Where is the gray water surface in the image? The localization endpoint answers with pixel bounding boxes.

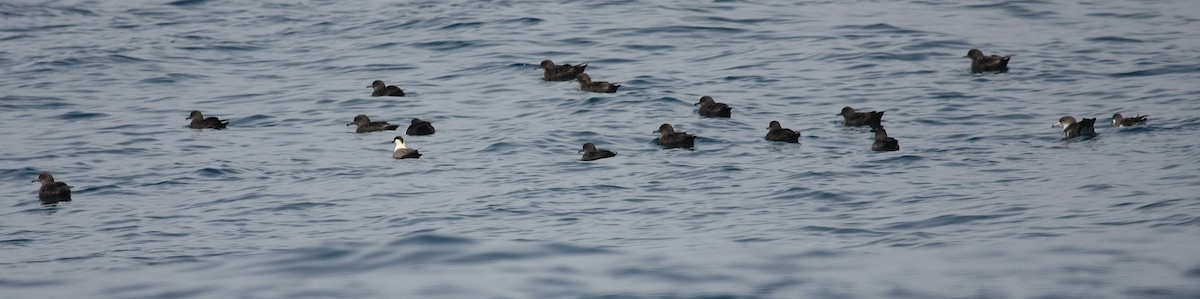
[3,0,1200,298]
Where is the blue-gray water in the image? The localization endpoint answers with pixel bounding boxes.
[3,0,1200,298]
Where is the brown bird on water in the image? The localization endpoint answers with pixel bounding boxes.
[1111,113,1147,127]
[391,136,422,159]
[369,80,405,97]
[348,115,400,133]
[538,59,588,81]
[871,127,900,151]
[964,48,1012,73]
[765,121,801,143]
[1053,116,1097,139]
[654,123,696,149]
[406,118,435,136]
[695,96,732,118]
[576,73,621,93]
[578,143,617,161]
[32,172,72,205]
[186,110,229,129]
[838,106,884,128]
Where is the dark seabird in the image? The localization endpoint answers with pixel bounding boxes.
[1112,113,1148,127]
[406,118,436,136]
[838,106,884,128]
[579,143,617,161]
[539,59,588,81]
[654,123,696,149]
[186,110,229,129]
[348,114,399,133]
[576,73,621,93]
[32,172,71,204]
[392,136,422,159]
[369,80,406,97]
[964,48,1012,73]
[1053,116,1097,139]
[765,121,801,143]
[872,127,900,151]
[694,96,732,118]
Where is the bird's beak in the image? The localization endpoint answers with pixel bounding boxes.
[346,123,354,126]
[577,149,585,153]
[693,102,700,106]
[31,179,38,183]
[961,55,969,59]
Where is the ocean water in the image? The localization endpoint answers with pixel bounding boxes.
[3,0,1200,297]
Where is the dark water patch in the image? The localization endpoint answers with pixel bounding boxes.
[1093,219,1151,226]
[1109,65,1200,78]
[0,34,33,42]
[722,75,779,84]
[388,235,472,246]
[108,54,152,64]
[194,167,238,178]
[440,22,483,30]
[253,202,341,213]
[699,16,775,25]
[386,215,469,227]
[0,279,61,288]
[819,51,937,62]
[770,187,854,202]
[0,23,77,32]
[1186,266,1200,278]
[138,73,209,84]
[960,2,1056,19]
[901,39,970,51]
[57,111,107,120]
[610,266,738,283]
[859,232,943,248]
[411,40,489,52]
[801,226,889,236]
[178,43,266,52]
[864,155,924,165]
[1086,12,1160,20]
[497,17,542,25]
[833,23,927,35]
[1134,199,1182,211]
[365,42,403,50]
[885,214,1007,230]
[97,225,139,232]
[0,238,36,246]
[77,184,130,196]
[145,231,191,238]
[168,0,213,6]
[622,44,674,52]
[601,25,747,37]
[234,114,276,126]
[1086,36,1145,43]
[1078,184,1114,191]
[1122,287,1200,298]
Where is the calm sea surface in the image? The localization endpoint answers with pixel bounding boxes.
[3,0,1200,298]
